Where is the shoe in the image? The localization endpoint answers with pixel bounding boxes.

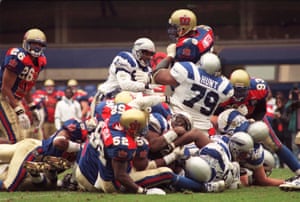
[43,156,72,170]
[284,175,300,182]
[279,178,300,191]
[205,180,226,193]
[23,161,51,176]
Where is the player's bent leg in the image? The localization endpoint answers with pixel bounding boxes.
[3,139,41,191]
[130,166,174,188]
[75,165,98,192]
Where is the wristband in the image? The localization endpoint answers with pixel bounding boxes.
[163,130,178,144]
[14,106,25,115]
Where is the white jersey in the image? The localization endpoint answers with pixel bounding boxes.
[99,51,152,96]
[169,61,234,130]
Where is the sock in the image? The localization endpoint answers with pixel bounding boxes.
[171,175,206,192]
[276,145,300,173]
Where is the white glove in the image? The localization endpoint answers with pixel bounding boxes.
[166,43,176,58]
[85,117,98,132]
[134,70,151,85]
[146,187,166,195]
[172,146,185,158]
[31,108,45,128]
[14,106,31,129]
[29,102,45,128]
[89,132,101,149]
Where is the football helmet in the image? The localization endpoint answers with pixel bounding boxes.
[67,79,78,87]
[120,108,149,137]
[22,28,47,57]
[185,156,212,182]
[44,79,55,86]
[247,121,269,143]
[168,9,197,40]
[230,69,251,102]
[114,91,134,104]
[199,52,221,75]
[263,149,276,176]
[132,37,155,67]
[44,79,55,94]
[170,111,193,131]
[217,108,249,135]
[229,132,254,161]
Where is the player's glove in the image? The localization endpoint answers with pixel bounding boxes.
[134,70,152,86]
[29,102,45,128]
[166,43,176,58]
[85,117,98,132]
[145,187,166,195]
[14,106,31,129]
[137,186,166,195]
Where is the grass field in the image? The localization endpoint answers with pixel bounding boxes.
[0,168,299,202]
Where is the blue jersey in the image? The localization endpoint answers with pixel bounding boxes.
[40,119,87,160]
[175,25,214,63]
[0,47,46,99]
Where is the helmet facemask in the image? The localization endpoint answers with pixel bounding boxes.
[233,86,249,102]
[167,24,179,42]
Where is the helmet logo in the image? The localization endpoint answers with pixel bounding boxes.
[179,16,191,26]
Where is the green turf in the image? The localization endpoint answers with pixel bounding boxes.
[0,168,299,202]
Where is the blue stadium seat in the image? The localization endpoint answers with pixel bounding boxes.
[84,84,97,97]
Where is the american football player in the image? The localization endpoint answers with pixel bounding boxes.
[154,9,214,71]
[0,28,47,143]
[0,118,90,191]
[182,131,284,188]
[215,69,300,177]
[153,52,234,136]
[37,79,64,139]
[75,107,225,194]
[67,79,90,120]
[96,37,155,100]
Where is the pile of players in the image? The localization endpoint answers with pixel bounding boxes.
[0,8,299,193]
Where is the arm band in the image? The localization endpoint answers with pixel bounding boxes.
[163,130,178,144]
[66,141,81,152]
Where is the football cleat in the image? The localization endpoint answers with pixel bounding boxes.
[284,175,300,182]
[279,175,300,191]
[23,161,51,176]
[43,156,72,170]
[205,180,226,193]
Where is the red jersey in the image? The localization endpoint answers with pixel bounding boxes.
[0,48,46,100]
[219,78,269,119]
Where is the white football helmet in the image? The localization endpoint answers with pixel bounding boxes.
[132,37,155,67]
[198,52,221,76]
[22,28,47,57]
[229,132,254,161]
[170,111,193,131]
[247,121,269,143]
[185,156,212,182]
[217,108,248,135]
[263,149,276,176]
